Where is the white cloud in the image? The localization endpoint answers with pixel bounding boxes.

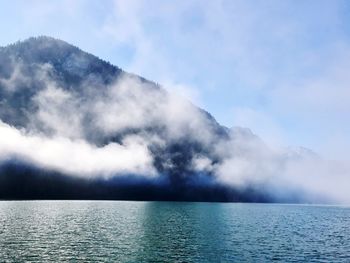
[33,84,84,139]
[0,59,30,92]
[0,67,217,179]
[0,121,155,177]
[283,158,350,203]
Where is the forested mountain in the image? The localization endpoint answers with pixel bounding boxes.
[0,37,312,202]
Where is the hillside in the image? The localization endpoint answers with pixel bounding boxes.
[0,36,308,202]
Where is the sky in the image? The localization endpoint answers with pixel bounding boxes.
[0,0,350,159]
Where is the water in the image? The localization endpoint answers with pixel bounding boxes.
[0,201,349,262]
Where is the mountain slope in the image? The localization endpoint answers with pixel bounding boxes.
[0,36,308,202]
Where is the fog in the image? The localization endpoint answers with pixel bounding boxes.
[0,38,349,203]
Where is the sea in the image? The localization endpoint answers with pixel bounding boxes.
[0,201,349,262]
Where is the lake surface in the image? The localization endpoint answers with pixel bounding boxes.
[0,201,349,262]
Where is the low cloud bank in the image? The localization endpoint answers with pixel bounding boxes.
[0,121,155,177]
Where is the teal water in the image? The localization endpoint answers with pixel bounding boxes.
[0,201,349,262]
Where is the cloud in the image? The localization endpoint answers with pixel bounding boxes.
[0,62,217,180]
[52,1,350,203]
[282,157,350,203]
[32,72,214,145]
[216,132,282,187]
[0,120,155,177]
[0,60,29,92]
[3,1,349,161]
[32,83,84,138]
[1,58,350,203]
[98,0,350,160]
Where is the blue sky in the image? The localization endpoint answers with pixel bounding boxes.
[0,0,350,158]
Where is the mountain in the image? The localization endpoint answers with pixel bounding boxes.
[0,36,307,202]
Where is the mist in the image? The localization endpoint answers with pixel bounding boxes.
[0,37,349,203]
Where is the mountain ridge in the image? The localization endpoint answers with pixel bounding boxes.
[0,36,226,136]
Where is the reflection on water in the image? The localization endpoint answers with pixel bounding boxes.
[0,201,349,262]
[135,202,229,262]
